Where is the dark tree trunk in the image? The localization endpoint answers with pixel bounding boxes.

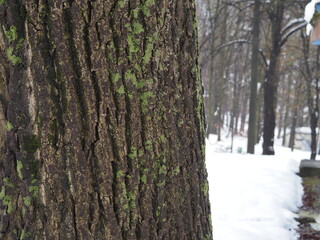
[235,114,239,135]
[217,107,222,141]
[240,97,248,134]
[247,0,261,154]
[230,70,239,137]
[215,5,228,142]
[307,64,320,160]
[282,77,292,146]
[307,70,320,159]
[206,1,216,138]
[277,101,283,139]
[282,105,289,147]
[262,1,284,155]
[204,0,220,138]
[301,33,320,160]
[207,71,215,137]
[289,80,302,151]
[255,84,264,144]
[310,105,319,159]
[0,1,212,239]
[289,111,297,151]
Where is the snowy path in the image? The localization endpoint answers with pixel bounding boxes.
[206,136,310,240]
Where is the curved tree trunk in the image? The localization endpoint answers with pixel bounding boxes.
[0,1,211,239]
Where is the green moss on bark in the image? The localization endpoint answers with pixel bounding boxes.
[23,196,31,206]
[17,160,23,179]
[3,25,18,43]
[28,185,39,198]
[7,47,21,65]
[23,135,40,153]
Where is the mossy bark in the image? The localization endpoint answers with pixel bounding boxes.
[0,1,211,239]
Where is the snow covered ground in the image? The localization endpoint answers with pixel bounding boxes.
[206,133,314,240]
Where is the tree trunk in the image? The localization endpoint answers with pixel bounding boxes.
[310,103,319,159]
[255,82,264,144]
[282,104,289,147]
[262,1,284,155]
[217,107,222,141]
[240,97,248,134]
[282,77,292,146]
[230,70,238,137]
[247,0,261,154]
[215,5,229,142]
[0,1,212,239]
[206,0,216,137]
[282,125,287,146]
[289,110,297,151]
[309,47,320,160]
[277,100,284,139]
[289,80,302,151]
[235,113,239,135]
[301,32,320,160]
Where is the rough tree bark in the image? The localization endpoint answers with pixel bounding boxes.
[0,1,212,239]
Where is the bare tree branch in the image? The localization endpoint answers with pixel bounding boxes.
[201,39,268,69]
[281,18,306,36]
[280,21,308,47]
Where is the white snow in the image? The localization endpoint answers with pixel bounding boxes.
[304,0,320,35]
[206,133,309,240]
[296,126,318,134]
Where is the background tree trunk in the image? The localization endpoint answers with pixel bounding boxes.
[0,1,212,239]
[289,79,302,151]
[206,0,220,138]
[301,32,320,160]
[247,0,261,154]
[281,76,292,146]
[289,112,297,151]
[240,96,249,134]
[277,100,284,139]
[256,85,264,144]
[262,1,284,155]
[214,5,229,142]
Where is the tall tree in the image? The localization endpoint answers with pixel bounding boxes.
[247,0,261,154]
[262,0,285,155]
[289,79,303,151]
[206,0,221,137]
[301,32,320,160]
[0,1,212,239]
[262,0,306,155]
